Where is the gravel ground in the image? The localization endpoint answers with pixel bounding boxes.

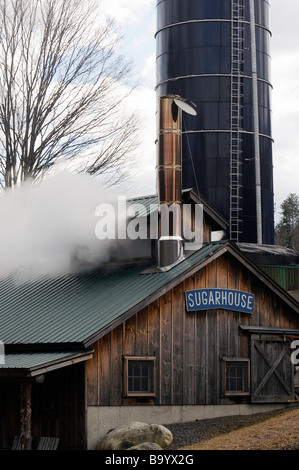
[164,404,299,450]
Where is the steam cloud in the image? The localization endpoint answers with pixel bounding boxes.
[0,172,120,279]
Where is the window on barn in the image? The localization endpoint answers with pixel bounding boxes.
[124,356,156,397]
[222,358,250,396]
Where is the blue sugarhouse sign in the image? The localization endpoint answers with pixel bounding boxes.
[185,288,255,314]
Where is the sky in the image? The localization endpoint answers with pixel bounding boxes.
[101,0,299,224]
[0,0,297,278]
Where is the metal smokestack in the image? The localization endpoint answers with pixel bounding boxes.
[157,95,196,269]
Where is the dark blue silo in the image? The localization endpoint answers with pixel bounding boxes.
[156,0,274,244]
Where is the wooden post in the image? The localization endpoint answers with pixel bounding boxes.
[20,381,32,450]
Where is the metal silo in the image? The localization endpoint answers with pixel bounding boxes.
[155,0,274,244]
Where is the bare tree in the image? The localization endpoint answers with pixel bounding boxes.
[0,0,140,188]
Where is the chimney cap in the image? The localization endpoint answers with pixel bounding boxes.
[173,95,197,116]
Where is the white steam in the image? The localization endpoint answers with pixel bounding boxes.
[0,172,121,279]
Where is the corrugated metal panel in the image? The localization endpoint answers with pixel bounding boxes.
[0,242,225,346]
[128,191,229,230]
[127,195,158,218]
[0,351,89,370]
[259,265,299,291]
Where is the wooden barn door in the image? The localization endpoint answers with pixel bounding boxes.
[250,334,294,403]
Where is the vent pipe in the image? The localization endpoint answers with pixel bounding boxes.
[157,95,196,268]
[249,0,263,244]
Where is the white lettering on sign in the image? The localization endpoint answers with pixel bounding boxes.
[185,289,255,314]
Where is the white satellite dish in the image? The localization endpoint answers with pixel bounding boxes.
[174,97,197,116]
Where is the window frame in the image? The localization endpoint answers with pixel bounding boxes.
[221,357,250,397]
[123,356,156,398]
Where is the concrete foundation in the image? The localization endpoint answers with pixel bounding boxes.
[87,403,287,450]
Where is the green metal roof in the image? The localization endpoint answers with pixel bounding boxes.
[0,242,226,347]
[127,190,229,230]
[0,350,93,375]
[127,194,158,218]
[0,240,298,350]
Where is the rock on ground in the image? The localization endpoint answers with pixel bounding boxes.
[129,442,163,450]
[95,421,173,450]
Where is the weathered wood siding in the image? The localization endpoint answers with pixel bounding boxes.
[86,252,299,406]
